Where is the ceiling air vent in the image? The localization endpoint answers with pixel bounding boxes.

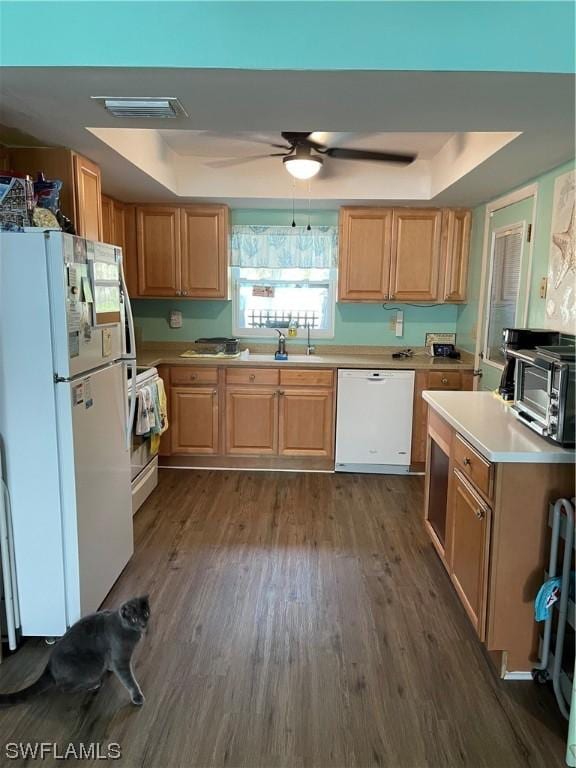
[91,97,188,118]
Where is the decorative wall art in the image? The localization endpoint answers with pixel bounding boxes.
[546,169,576,333]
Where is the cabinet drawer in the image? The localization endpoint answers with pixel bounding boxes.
[453,434,493,500]
[279,369,334,388]
[225,368,279,386]
[171,366,218,385]
[428,371,461,389]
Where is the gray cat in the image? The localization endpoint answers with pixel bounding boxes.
[0,596,150,707]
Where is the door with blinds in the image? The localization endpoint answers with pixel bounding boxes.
[477,196,534,392]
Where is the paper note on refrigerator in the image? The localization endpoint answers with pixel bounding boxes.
[82,276,93,303]
[68,301,82,332]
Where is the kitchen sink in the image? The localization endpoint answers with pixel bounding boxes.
[246,353,326,364]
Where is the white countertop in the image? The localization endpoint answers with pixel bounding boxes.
[422,390,575,464]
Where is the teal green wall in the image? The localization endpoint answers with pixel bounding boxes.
[133,207,458,348]
[1,2,574,73]
[133,297,459,348]
[456,159,576,359]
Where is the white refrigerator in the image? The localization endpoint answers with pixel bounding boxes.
[0,231,136,638]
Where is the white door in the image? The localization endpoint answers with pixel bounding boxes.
[58,362,133,623]
[475,192,536,392]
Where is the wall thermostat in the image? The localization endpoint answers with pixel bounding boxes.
[169,310,182,329]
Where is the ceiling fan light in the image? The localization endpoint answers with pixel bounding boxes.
[283,155,323,179]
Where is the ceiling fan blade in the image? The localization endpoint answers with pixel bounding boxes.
[204,152,288,169]
[199,131,290,150]
[324,147,416,165]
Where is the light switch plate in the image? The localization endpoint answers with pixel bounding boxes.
[539,277,548,299]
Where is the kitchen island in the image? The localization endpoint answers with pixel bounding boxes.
[423,390,574,678]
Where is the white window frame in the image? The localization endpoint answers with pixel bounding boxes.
[474,182,538,381]
[231,266,337,339]
[482,221,526,367]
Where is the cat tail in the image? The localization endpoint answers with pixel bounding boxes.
[0,668,54,707]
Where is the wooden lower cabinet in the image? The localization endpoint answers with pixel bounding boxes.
[225,388,278,455]
[411,369,473,466]
[447,469,492,640]
[278,389,334,457]
[171,387,219,454]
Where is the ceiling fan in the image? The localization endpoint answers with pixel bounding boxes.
[206,132,416,179]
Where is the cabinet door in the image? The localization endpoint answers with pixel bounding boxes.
[101,195,114,244]
[123,204,139,298]
[171,387,219,454]
[73,154,102,241]
[338,208,392,301]
[390,209,442,301]
[225,389,278,455]
[447,469,492,639]
[136,207,181,297]
[180,205,229,298]
[112,200,126,251]
[278,389,334,457]
[442,209,471,302]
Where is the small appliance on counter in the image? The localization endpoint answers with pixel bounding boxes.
[179,337,240,359]
[510,342,575,447]
[499,328,561,401]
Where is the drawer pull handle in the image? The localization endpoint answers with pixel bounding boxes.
[463,457,471,466]
[279,390,285,395]
[191,375,197,380]
[441,377,449,385]
[475,508,485,520]
[249,374,256,381]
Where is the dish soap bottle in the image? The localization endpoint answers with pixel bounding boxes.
[288,318,298,338]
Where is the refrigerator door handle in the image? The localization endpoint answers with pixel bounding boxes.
[125,360,137,452]
[119,253,136,360]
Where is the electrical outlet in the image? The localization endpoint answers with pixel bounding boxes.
[539,277,548,299]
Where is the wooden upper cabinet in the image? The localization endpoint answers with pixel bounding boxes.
[278,389,334,457]
[338,207,392,301]
[390,209,442,301]
[180,205,229,299]
[136,206,181,297]
[112,200,126,252]
[73,154,102,241]
[101,195,114,244]
[8,147,102,240]
[441,209,471,302]
[447,469,492,640]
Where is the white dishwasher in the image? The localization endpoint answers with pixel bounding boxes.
[335,369,415,474]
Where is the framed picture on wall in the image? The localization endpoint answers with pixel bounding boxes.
[545,169,576,333]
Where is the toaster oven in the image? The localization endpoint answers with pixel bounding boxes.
[510,345,575,446]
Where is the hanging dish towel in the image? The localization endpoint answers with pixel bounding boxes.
[534,577,562,622]
[150,378,169,453]
[136,386,151,435]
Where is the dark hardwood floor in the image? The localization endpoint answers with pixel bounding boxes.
[0,470,567,767]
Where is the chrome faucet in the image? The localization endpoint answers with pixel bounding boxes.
[306,325,316,356]
[274,329,288,360]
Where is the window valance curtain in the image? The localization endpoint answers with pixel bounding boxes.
[231,225,338,269]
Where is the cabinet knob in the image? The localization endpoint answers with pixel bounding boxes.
[279,390,285,395]
[475,508,485,520]
[191,374,197,380]
[212,389,217,395]
[441,377,449,385]
[249,374,255,381]
[463,457,471,466]
[176,290,182,296]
